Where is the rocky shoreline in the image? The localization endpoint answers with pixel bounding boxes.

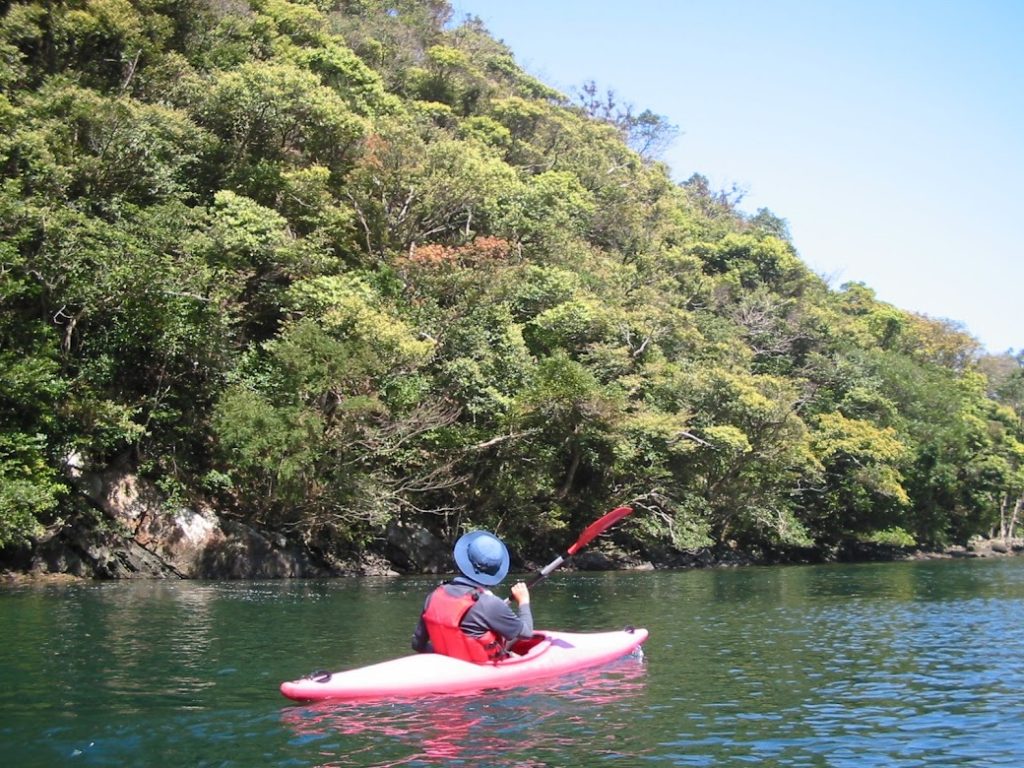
[2,465,1021,583]
[3,518,1022,585]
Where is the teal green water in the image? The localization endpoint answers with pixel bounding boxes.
[3,558,1024,767]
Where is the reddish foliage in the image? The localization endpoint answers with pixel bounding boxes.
[407,243,451,264]
[402,237,513,269]
[461,236,511,264]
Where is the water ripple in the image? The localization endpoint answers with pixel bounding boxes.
[4,559,1024,766]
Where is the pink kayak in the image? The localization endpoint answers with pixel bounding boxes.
[279,627,649,702]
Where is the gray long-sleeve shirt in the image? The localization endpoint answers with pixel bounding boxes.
[411,576,534,653]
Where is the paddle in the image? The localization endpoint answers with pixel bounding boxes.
[524,505,635,590]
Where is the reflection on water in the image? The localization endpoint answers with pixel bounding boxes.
[281,657,648,767]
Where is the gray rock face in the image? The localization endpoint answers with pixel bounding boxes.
[28,460,333,579]
[32,525,173,578]
[385,521,450,574]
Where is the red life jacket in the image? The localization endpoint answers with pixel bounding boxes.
[422,585,505,663]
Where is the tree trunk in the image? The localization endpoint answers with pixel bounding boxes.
[1010,493,1024,540]
[557,444,581,499]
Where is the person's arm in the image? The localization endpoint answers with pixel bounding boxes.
[513,601,534,639]
[466,583,534,641]
[411,594,435,652]
[411,614,431,652]
[508,581,533,638]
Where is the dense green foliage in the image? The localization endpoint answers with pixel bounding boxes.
[1,0,1022,560]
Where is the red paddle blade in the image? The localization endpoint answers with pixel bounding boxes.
[566,506,634,555]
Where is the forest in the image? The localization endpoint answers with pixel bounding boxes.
[1,0,1022,570]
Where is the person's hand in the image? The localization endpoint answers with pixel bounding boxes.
[510,581,530,606]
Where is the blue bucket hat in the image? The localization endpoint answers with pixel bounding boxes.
[453,531,510,586]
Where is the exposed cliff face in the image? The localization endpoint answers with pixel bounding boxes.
[8,461,357,579]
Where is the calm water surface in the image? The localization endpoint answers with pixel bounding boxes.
[3,558,1024,767]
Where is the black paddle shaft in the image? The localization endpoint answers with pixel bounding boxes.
[521,506,634,591]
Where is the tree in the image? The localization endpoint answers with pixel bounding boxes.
[572,80,679,161]
[345,121,518,255]
[197,59,366,198]
[211,271,450,541]
[807,411,911,539]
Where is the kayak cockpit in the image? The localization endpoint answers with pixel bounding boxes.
[493,632,552,666]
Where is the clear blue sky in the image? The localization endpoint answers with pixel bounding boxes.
[450,0,1022,354]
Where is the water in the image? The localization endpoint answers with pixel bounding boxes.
[3,558,1024,767]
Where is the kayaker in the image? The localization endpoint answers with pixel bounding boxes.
[411,530,534,662]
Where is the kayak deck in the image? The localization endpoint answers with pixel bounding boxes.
[280,627,648,702]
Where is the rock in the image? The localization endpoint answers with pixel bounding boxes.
[385,522,450,574]
[91,463,222,577]
[573,551,614,570]
[31,523,174,579]
[137,506,226,577]
[19,456,337,579]
[197,519,330,579]
[355,553,401,577]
